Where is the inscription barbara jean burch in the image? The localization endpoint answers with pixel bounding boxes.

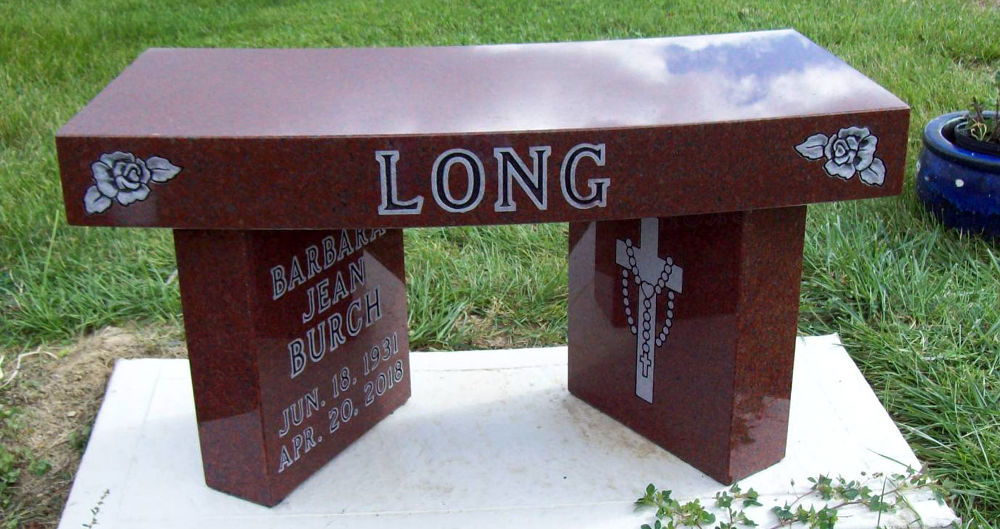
[616,218,683,404]
[171,228,410,504]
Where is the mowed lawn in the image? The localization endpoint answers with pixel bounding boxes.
[2,0,999,526]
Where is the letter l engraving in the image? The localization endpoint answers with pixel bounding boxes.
[376,150,423,215]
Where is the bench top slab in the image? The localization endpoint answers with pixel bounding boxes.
[56,30,909,229]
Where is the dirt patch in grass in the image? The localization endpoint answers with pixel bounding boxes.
[1,325,186,528]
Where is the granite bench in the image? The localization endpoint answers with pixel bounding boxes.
[55,30,909,507]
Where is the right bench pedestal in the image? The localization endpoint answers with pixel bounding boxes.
[568,206,807,483]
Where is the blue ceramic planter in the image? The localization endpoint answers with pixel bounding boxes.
[916,111,1000,239]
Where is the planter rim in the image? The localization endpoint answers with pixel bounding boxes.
[923,111,1000,172]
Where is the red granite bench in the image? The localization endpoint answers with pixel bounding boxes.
[56,30,908,506]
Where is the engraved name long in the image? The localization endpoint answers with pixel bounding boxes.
[376,143,609,215]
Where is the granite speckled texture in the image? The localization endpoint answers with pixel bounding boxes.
[54,30,910,507]
[56,30,907,229]
[568,209,806,483]
[175,229,410,505]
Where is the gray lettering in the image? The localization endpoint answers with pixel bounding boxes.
[271,265,287,300]
[377,150,423,215]
[365,288,382,326]
[432,148,486,213]
[347,299,363,337]
[322,235,337,269]
[288,338,306,379]
[494,146,550,212]
[560,143,609,209]
[305,245,321,279]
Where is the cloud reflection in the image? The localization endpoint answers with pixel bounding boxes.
[442,29,899,134]
[66,30,904,137]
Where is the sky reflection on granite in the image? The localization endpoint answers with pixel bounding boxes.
[61,30,903,137]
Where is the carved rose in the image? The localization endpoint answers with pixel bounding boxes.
[795,126,885,186]
[84,152,180,214]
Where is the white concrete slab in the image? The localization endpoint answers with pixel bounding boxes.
[58,335,958,529]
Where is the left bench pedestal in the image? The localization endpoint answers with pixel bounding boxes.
[174,229,410,506]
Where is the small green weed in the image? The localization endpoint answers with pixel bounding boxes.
[27,458,51,477]
[636,468,947,529]
[70,425,92,454]
[0,447,19,509]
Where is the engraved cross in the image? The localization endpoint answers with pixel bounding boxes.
[615,217,683,403]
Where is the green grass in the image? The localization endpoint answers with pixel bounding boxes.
[406,225,568,349]
[1,0,999,526]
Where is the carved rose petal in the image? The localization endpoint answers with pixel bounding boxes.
[91,161,118,198]
[795,134,828,160]
[116,184,150,206]
[146,156,181,182]
[100,151,135,167]
[116,174,142,191]
[137,159,152,184]
[832,140,853,165]
[824,158,856,180]
[83,186,112,214]
[838,126,870,139]
[859,158,886,186]
[855,134,878,171]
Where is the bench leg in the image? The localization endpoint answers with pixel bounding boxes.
[568,207,806,483]
[174,228,410,506]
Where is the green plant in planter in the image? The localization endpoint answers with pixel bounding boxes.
[915,69,1000,238]
[955,70,1000,153]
